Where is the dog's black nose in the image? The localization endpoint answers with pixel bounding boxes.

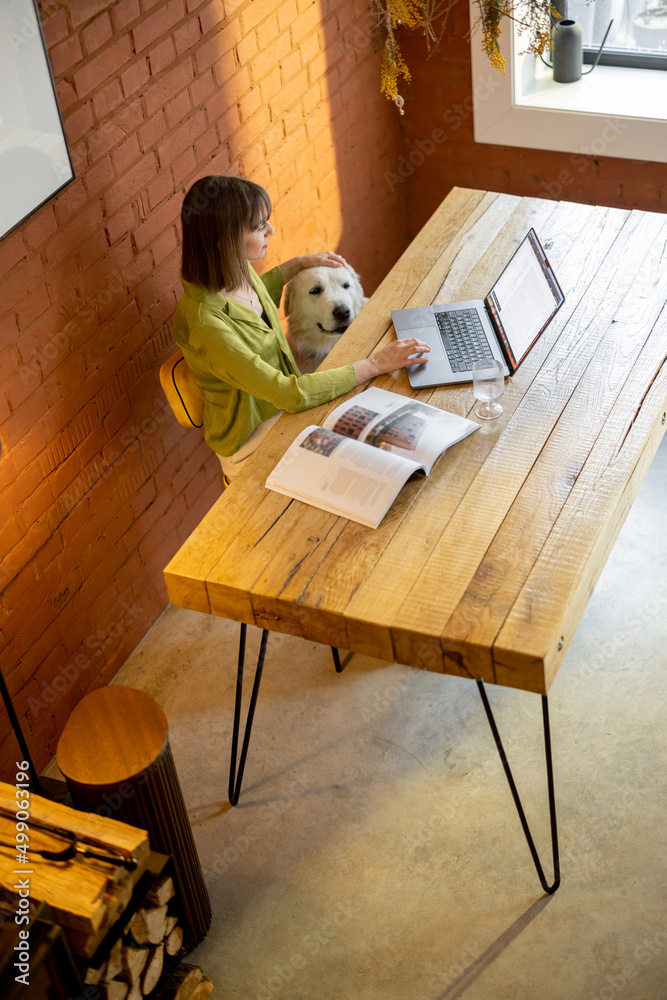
[332,304,350,322]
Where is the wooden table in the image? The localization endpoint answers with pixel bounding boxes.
[164,188,667,891]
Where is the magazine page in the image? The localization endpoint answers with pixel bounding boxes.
[265,425,423,529]
[322,386,478,475]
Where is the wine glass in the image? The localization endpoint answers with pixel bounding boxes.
[473,358,505,419]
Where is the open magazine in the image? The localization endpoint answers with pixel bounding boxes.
[266,387,479,528]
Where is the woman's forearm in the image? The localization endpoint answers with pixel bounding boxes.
[352,358,381,387]
[278,257,301,283]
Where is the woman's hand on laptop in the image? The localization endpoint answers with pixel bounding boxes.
[352,338,430,387]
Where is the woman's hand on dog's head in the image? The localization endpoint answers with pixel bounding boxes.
[280,252,349,282]
[304,251,348,269]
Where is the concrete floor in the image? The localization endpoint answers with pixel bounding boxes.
[113,433,667,1000]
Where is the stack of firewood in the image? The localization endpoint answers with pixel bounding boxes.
[83,872,206,998]
[0,782,214,999]
[0,781,150,958]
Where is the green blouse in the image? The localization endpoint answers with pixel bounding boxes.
[173,264,356,457]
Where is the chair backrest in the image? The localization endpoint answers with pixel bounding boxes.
[160,351,204,428]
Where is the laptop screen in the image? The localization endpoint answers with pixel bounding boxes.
[485,229,565,374]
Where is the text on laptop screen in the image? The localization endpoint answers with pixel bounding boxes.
[485,230,564,373]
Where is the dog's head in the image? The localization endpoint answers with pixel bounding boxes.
[284,265,367,338]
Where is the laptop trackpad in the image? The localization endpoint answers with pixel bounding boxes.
[399,328,433,364]
[393,307,433,330]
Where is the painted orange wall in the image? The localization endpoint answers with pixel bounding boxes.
[0,0,408,779]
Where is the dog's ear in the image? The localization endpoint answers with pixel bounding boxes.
[284,278,295,317]
[344,266,368,308]
[347,266,365,293]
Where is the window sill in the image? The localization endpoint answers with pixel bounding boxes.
[470,0,667,164]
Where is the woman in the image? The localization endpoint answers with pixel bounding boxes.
[173,175,429,481]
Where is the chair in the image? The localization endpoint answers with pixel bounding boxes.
[159,350,204,428]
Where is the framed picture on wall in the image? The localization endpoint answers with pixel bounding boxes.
[0,0,75,241]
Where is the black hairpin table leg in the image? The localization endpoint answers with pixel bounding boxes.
[0,666,43,795]
[229,624,269,806]
[331,648,353,673]
[477,679,561,895]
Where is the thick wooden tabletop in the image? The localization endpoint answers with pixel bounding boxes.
[164,189,667,695]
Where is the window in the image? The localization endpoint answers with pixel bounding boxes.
[470,0,667,164]
[568,0,667,70]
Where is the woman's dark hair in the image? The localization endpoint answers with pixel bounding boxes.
[181,175,271,291]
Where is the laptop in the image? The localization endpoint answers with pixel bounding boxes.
[392,229,565,388]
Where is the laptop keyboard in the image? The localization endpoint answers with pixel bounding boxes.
[435,309,494,372]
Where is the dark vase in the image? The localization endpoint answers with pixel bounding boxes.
[553,19,583,83]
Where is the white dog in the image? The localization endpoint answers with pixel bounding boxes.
[285,265,368,374]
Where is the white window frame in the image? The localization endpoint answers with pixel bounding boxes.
[470,0,667,164]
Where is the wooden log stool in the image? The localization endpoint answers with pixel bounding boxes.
[57,686,211,948]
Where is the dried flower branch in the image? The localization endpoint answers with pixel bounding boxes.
[372,0,454,113]
[373,0,565,113]
[471,0,560,74]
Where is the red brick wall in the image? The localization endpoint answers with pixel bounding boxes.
[0,0,407,780]
[398,2,667,237]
